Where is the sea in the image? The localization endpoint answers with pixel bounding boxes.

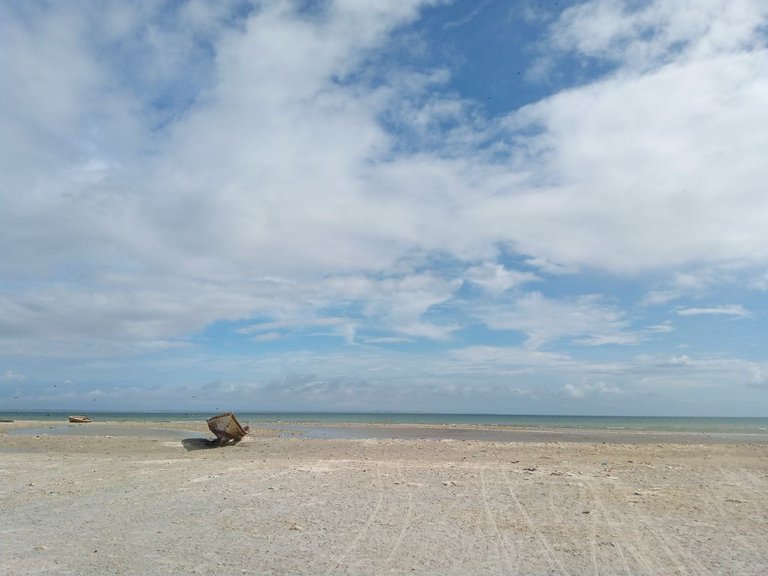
[2,410,767,435]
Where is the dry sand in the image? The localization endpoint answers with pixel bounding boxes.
[1,420,767,575]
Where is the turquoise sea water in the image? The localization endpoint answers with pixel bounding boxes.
[2,411,767,435]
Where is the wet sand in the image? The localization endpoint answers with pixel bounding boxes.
[1,420,767,575]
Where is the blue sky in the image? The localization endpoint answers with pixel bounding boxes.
[1,0,768,415]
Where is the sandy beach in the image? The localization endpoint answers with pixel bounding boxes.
[1,420,767,575]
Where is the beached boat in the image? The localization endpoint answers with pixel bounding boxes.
[69,415,92,423]
[206,412,249,444]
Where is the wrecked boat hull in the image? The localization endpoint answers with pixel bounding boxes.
[68,415,92,423]
[206,412,248,443]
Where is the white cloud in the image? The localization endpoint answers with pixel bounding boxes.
[1,370,27,383]
[523,257,579,276]
[500,0,768,273]
[504,53,768,271]
[748,365,768,389]
[464,263,539,295]
[450,345,573,371]
[642,290,681,306]
[748,271,768,291]
[550,0,768,69]
[2,1,768,415]
[573,333,641,346]
[7,0,765,289]
[642,268,739,306]
[645,321,674,334]
[676,305,752,318]
[5,1,768,336]
[474,291,636,349]
[328,273,461,341]
[252,332,283,343]
[560,381,623,399]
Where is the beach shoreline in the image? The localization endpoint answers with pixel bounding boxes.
[2,420,767,574]
[3,417,768,445]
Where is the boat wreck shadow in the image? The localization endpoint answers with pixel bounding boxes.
[181,438,242,451]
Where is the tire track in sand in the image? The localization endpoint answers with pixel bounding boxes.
[545,474,596,573]
[502,469,571,576]
[629,496,711,576]
[644,522,712,576]
[569,462,698,576]
[695,467,767,564]
[581,479,650,576]
[384,461,414,566]
[479,467,518,574]
[333,463,386,571]
[592,474,706,576]
[716,465,768,527]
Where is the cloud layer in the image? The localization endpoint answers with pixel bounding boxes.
[2,0,767,414]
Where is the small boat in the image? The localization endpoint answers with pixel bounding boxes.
[206,412,249,444]
[69,415,92,423]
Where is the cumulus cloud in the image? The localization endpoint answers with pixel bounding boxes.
[2,1,768,414]
[4,1,768,351]
[548,0,768,70]
[501,0,768,272]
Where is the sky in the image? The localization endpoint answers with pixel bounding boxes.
[1,0,768,416]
